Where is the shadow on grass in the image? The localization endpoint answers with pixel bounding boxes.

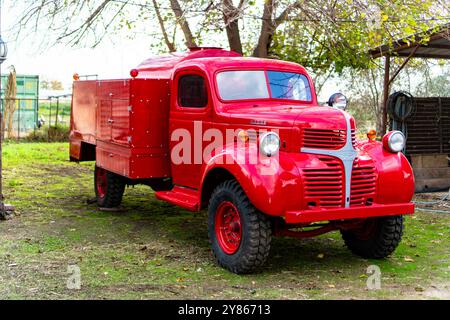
[84,189,370,276]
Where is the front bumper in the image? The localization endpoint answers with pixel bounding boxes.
[285,202,415,224]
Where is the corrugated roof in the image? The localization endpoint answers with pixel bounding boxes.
[369,23,450,59]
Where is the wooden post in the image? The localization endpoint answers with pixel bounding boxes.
[381,54,391,134]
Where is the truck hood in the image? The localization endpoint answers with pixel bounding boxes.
[223,105,350,131]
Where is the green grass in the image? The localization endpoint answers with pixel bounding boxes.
[0,142,449,299]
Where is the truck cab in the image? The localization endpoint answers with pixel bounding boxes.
[70,48,415,274]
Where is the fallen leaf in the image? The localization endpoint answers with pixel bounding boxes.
[328,284,336,288]
[404,257,414,262]
[317,253,325,259]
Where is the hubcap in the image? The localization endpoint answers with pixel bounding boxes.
[96,167,107,198]
[215,201,242,255]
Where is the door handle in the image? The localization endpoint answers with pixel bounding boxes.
[107,119,114,124]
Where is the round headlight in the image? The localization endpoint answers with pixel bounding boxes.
[259,132,280,157]
[383,131,405,153]
[328,93,348,110]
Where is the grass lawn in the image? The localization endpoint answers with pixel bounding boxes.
[0,142,449,299]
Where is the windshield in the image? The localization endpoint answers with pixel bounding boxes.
[216,70,312,102]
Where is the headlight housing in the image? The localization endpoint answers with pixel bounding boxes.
[383,131,405,153]
[259,132,280,157]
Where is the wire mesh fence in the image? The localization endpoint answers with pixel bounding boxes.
[0,95,72,140]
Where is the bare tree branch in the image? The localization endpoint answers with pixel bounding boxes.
[169,0,197,48]
[152,0,176,52]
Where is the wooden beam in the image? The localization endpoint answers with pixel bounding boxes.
[420,44,450,50]
[388,45,420,86]
[396,53,450,59]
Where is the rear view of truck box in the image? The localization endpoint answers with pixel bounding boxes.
[71,78,171,179]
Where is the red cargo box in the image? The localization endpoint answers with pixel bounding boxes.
[70,78,170,179]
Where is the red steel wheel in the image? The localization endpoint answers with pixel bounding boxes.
[95,167,108,199]
[215,201,242,254]
[208,180,272,274]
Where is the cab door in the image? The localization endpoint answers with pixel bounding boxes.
[169,70,213,189]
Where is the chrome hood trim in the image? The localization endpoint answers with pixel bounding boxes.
[300,110,357,208]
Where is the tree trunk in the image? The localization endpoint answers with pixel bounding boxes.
[169,0,197,48]
[252,0,275,58]
[222,0,243,54]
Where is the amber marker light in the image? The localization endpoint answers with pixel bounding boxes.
[237,130,250,143]
[73,73,80,81]
[367,129,377,141]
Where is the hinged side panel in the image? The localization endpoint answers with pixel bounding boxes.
[97,99,112,141]
[94,78,170,179]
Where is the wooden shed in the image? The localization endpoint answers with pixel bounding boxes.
[369,24,450,192]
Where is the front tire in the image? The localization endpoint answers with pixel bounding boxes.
[208,180,272,274]
[94,166,125,208]
[341,215,404,259]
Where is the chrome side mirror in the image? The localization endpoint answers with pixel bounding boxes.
[328,93,348,110]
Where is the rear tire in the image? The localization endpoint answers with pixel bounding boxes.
[94,166,125,208]
[341,215,404,259]
[208,180,272,274]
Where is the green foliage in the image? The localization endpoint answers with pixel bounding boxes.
[25,125,70,142]
[271,0,447,73]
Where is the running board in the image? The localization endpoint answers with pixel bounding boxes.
[155,186,200,212]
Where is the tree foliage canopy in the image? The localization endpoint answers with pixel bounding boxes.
[11,0,450,75]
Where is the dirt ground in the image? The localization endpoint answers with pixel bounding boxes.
[0,143,449,300]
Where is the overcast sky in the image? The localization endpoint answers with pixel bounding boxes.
[1,1,162,90]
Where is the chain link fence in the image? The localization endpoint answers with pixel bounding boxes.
[0,95,71,140]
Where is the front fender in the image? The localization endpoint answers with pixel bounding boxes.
[359,141,415,204]
[200,146,302,216]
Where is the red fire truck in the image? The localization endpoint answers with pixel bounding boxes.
[70,48,415,274]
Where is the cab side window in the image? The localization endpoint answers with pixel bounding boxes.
[178,75,208,108]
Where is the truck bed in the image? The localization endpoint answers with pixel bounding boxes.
[70,78,171,179]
